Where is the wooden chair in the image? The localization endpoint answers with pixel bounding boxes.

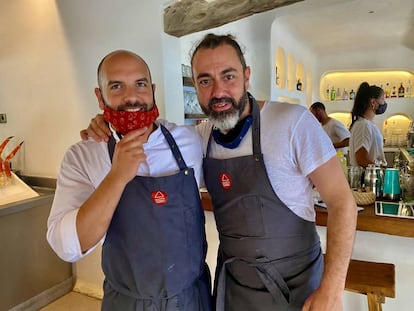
[344,258,395,311]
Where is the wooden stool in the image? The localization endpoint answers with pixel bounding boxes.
[345,258,395,311]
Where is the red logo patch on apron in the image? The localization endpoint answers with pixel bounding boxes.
[219,173,232,190]
[151,191,168,205]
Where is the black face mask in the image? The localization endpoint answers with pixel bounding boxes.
[375,102,387,115]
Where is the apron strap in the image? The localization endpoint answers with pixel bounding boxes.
[215,257,235,311]
[215,257,290,311]
[160,124,188,170]
[255,263,290,306]
[108,134,116,161]
[107,125,188,171]
[249,93,262,157]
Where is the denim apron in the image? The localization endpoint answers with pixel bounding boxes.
[203,96,323,311]
[102,125,212,311]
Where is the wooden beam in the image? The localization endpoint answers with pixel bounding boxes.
[164,0,303,37]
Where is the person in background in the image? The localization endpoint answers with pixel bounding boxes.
[310,101,350,155]
[48,50,212,311]
[81,35,357,311]
[349,82,387,168]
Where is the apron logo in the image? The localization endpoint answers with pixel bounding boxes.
[151,191,168,205]
[219,173,232,190]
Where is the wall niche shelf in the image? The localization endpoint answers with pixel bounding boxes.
[274,46,286,89]
[296,62,305,91]
[320,70,414,102]
[273,46,311,106]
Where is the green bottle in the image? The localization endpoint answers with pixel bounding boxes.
[330,86,336,101]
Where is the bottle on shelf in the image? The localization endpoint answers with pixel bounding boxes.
[330,86,336,101]
[342,88,348,100]
[385,82,391,98]
[349,89,355,100]
[275,66,279,86]
[336,87,341,99]
[391,86,397,98]
[406,80,412,98]
[398,82,405,98]
[326,85,330,101]
[296,79,302,91]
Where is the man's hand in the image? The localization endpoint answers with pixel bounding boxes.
[109,127,148,185]
[80,114,110,142]
[301,284,343,311]
[76,126,148,253]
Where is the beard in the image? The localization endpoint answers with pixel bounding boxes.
[201,90,248,133]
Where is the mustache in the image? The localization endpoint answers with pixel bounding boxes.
[209,97,236,108]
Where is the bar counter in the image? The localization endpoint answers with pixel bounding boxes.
[315,205,414,238]
[201,191,414,238]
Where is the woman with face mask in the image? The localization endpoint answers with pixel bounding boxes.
[349,82,387,167]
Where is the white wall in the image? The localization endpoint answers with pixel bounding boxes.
[180,12,275,103]
[0,0,169,177]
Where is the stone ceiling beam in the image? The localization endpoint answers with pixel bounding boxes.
[164,0,303,37]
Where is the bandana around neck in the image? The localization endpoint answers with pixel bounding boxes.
[103,104,159,135]
[213,115,252,149]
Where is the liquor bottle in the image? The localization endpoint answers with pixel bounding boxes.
[330,86,336,101]
[391,86,397,98]
[275,66,279,86]
[336,88,341,99]
[342,88,348,100]
[349,89,355,100]
[296,79,302,91]
[406,80,412,98]
[326,85,330,101]
[385,82,391,98]
[398,83,405,98]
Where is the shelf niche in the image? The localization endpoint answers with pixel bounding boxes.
[296,62,305,91]
[320,70,414,102]
[287,53,295,91]
[274,46,286,89]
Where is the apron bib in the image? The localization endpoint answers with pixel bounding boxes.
[203,95,323,311]
[102,125,212,311]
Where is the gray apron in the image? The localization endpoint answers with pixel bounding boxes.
[203,95,323,311]
[102,125,212,311]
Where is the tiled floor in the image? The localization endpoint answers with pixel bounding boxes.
[39,292,101,311]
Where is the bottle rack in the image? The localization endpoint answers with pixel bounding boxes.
[320,70,414,102]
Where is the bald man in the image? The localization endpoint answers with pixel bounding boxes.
[47,50,212,311]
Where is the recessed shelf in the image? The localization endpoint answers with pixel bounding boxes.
[320,70,414,101]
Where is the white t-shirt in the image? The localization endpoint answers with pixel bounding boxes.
[47,119,203,262]
[197,101,336,222]
[349,117,386,166]
[323,118,350,154]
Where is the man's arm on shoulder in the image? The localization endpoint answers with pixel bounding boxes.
[80,114,111,142]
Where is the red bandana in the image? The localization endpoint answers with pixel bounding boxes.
[103,104,159,135]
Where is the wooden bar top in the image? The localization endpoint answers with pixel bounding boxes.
[315,204,414,238]
[201,191,414,239]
